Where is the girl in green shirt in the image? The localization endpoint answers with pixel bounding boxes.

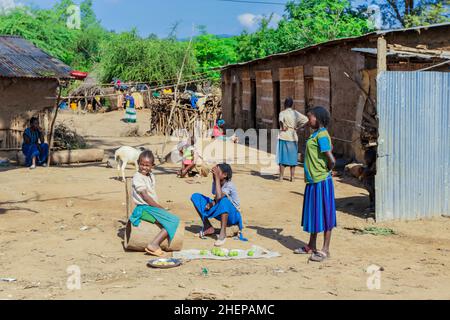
[294,106,336,262]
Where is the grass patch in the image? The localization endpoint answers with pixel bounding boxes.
[344,226,396,236]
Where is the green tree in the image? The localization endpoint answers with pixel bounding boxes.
[237,0,372,61]
[0,7,78,64]
[194,28,239,80]
[98,30,197,84]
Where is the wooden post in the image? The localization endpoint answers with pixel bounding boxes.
[47,82,63,167]
[377,37,387,75]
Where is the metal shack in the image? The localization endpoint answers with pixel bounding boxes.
[220,23,450,161]
[0,35,72,151]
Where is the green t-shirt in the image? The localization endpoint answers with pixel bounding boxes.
[304,128,332,184]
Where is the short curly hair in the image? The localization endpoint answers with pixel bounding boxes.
[309,106,331,128]
[138,149,155,164]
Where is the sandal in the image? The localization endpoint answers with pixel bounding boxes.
[145,247,167,258]
[309,250,330,262]
[294,246,313,255]
[199,227,215,239]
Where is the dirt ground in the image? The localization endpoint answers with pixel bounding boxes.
[1,110,450,300]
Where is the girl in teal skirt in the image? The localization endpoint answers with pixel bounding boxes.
[130,150,180,257]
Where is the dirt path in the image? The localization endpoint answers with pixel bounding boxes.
[1,111,449,300]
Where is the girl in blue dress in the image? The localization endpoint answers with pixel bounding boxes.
[191,163,243,247]
[294,106,336,263]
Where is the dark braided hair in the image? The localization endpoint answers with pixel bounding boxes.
[138,149,155,164]
[217,163,233,181]
[309,106,331,128]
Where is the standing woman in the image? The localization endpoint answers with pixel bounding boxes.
[22,117,49,169]
[277,97,309,182]
[295,106,336,262]
[124,92,137,123]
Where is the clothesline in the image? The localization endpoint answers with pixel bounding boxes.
[78,70,218,88]
[53,77,214,100]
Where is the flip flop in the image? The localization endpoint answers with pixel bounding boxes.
[294,246,313,255]
[145,247,167,258]
[309,251,330,262]
[198,228,215,239]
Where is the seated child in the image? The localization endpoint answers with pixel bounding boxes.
[212,119,239,144]
[190,163,243,247]
[177,136,196,178]
[130,150,181,257]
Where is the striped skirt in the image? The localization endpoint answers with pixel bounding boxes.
[125,107,137,123]
[277,139,298,166]
[301,177,337,234]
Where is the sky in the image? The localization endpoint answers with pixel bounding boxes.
[9,0,288,38]
[2,0,372,38]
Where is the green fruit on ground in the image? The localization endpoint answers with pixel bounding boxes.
[247,251,255,257]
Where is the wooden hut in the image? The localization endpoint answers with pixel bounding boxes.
[0,35,72,151]
[220,23,450,161]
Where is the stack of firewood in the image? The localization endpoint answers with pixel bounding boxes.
[149,92,221,136]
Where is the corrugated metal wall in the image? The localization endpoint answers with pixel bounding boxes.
[376,72,450,221]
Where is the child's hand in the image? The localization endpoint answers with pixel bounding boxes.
[205,202,213,211]
[211,166,220,179]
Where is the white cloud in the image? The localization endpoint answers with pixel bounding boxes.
[238,13,260,29]
[0,0,21,14]
[238,12,282,30]
[0,0,16,12]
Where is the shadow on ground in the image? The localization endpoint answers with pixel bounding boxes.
[247,226,306,251]
[335,196,373,219]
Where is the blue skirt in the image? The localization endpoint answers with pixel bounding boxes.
[191,193,243,230]
[130,205,180,241]
[301,177,337,234]
[22,143,49,167]
[277,139,298,166]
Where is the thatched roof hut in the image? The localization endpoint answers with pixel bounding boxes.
[0,35,72,150]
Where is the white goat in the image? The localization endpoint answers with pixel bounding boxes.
[114,146,145,181]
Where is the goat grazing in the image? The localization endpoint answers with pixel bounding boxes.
[114,146,145,181]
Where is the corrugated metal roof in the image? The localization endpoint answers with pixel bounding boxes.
[0,35,72,79]
[376,71,450,221]
[351,47,450,60]
[221,22,450,70]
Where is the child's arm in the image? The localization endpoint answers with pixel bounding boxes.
[212,167,224,201]
[139,191,164,209]
[324,151,336,171]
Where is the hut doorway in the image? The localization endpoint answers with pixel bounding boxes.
[273,81,281,128]
[251,79,257,129]
[231,83,237,126]
[304,76,314,112]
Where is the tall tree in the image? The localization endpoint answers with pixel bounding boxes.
[237,0,372,61]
